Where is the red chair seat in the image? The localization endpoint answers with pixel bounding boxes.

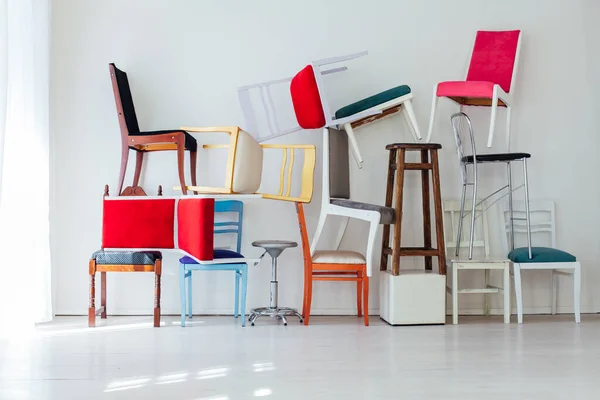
[436,81,497,99]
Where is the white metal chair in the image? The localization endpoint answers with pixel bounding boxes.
[450,112,532,261]
[501,200,581,324]
[238,51,421,168]
[427,30,522,150]
[310,128,394,277]
[443,199,511,325]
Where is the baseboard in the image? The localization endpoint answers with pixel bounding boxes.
[55,306,599,317]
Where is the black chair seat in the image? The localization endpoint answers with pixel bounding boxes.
[462,152,531,163]
[130,130,198,152]
[330,199,395,224]
[92,250,162,265]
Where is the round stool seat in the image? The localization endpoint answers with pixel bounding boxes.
[252,240,297,258]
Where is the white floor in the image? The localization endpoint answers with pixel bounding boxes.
[1,314,598,399]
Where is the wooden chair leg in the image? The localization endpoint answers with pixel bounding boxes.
[190,150,198,194]
[363,271,369,326]
[391,149,406,276]
[101,272,107,319]
[357,271,363,317]
[118,141,129,195]
[381,149,396,272]
[88,260,96,327]
[176,137,187,195]
[431,149,446,274]
[421,150,432,271]
[303,273,313,326]
[154,260,162,327]
[132,151,144,187]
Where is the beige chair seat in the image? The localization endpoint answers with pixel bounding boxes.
[312,250,365,264]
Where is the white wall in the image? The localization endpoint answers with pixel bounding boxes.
[51,0,600,316]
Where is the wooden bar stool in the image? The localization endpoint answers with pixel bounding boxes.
[381,143,446,276]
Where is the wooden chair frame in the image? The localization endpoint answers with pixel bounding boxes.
[178,126,316,203]
[110,64,197,195]
[88,185,163,328]
[296,202,369,326]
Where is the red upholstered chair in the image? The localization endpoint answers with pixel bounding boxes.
[426,30,522,149]
[238,51,421,168]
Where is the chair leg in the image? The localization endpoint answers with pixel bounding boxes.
[421,150,432,271]
[403,99,422,140]
[176,138,187,195]
[309,210,328,255]
[234,271,240,318]
[522,159,532,259]
[357,271,363,317]
[365,215,378,277]
[503,264,511,324]
[431,149,446,273]
[505,105,512,151]
[507,162,515,251]
[118,142,130,195]
[100,272,107,319]
[187,271,193,318]
[381,149,396,272]
[303,273,313,326]
[426,87,439,143]
[190,150,198,194]
[456,183,467,257]
[179,263,186,327]
[363,272,369,326]
[133,151,144,187]
[484,269,490,316]
[154,260,162,328]
[391,149,406,276]
[486,92,499,148]
[241,265,248,327]
[551,270,557,315]
[513,263,523,324]
[452,264,458,325]
[468,161,477,260]
[343,123,363,168]
[574,264,581,323]
[88,261,96,328]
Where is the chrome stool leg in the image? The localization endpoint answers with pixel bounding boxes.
[249,241,303,326]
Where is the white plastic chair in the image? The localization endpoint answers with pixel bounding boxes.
[427,30,522,150]
[501,200,581,324]
[443,199,511,324]
[238,51,421,168]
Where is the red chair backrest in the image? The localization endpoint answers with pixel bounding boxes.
[466,30,520,93]
[290,65,326,129]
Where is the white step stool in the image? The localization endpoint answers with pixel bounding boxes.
[379,270,446,325]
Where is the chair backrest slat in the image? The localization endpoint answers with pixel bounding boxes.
[442,199,490,258]
[501,200,556,251]
[214,200,244,253]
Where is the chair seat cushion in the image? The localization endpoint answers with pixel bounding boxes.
[462,152,531,163]
[92,250,162,265]
[330,199,395,224]
[312,250,366,264]
[179,249,244,264]
[334,85,412,120]
[508,247,576,263]
[436,81,496,99]
[131,130,198,152]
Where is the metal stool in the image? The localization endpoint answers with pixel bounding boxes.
[249,240,303,326]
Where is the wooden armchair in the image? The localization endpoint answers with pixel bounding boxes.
[109,63,198,195]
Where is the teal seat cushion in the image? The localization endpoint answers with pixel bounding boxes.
[335,85,412,120]
[508,247,576,263]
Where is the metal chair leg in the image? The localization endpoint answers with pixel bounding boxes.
[523,158,533,259]
[456,183,467,257]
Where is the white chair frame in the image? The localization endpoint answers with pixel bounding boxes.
[310,128,380,277]
[501,200,581,324]
[426,31,523,150]
[443,199,511,324]
[238,51,422,168]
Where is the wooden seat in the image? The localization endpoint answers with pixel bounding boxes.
[381,144,446,276]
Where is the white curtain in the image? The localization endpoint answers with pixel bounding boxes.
[0,0,52,336]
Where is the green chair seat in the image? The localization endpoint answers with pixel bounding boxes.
[508,247,576,263]
[335,85,412,120]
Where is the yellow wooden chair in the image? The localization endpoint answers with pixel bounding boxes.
[176,125,316,203]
